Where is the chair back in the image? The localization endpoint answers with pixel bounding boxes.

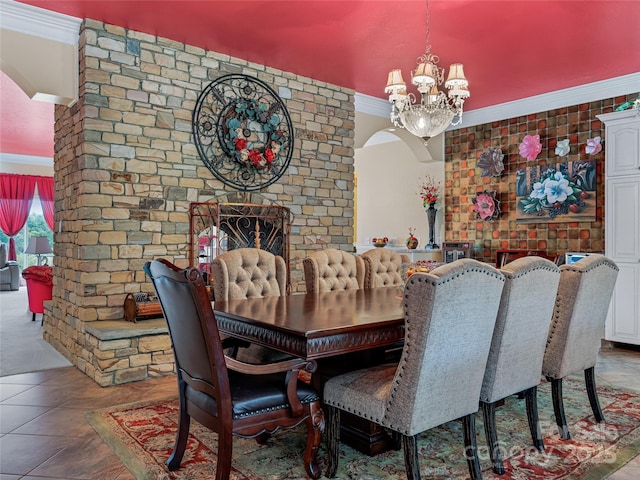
[144,259,229,404]
[362,248,405,288]
[384,259,505,433]
[303,248,364,293]
[542,254,619,379]
[480,256,560,403]
[212,248,286,301]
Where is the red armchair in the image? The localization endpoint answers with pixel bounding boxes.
[22,266,53,324]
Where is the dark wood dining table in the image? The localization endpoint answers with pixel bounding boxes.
[213,286,405,361]
[213,286,406,455]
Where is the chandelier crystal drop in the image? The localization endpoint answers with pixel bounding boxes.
[385,0,469,145]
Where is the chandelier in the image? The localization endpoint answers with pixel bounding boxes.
[385,0,469,144]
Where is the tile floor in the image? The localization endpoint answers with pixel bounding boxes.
[0,345,639,479]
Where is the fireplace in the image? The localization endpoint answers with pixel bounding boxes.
[190,193,292,290]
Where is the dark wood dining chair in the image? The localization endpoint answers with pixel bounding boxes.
[542,254,619,440]
[324,259,506,480]
[144,259,324,480]
[480,256,561,474]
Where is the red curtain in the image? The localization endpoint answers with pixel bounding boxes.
[0,173,37,260]
[37,176,55,230]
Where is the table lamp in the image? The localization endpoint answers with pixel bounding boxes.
[25,236,53,266]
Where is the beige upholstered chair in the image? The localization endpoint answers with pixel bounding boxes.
[480,256,561,474]
[144,259,324,480]
[303,248,364,293]
[361,248,405,288]
[324,259,506,480]
[212,248,288,363]
[212,248,286,301]
[542,254,619,440]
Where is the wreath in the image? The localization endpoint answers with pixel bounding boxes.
[223,99,285,171]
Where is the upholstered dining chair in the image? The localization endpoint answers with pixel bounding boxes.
[211,248,288,363]
[361,248,405,288]
[144,259,324,480]
[324,259,506,480]
[303,248,364,293]
[480,256,561,474]
[542,254,619,440]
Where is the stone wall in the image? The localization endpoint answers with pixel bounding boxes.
[443,93,637,264]
[43,19,355,386]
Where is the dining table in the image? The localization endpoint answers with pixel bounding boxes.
[213,286,406,455]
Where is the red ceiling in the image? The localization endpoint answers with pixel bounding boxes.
[4,0,640,159]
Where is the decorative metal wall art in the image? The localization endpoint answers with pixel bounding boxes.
[555,139,570,157]
[192,74,294,191]
[518,134,542,161]
[478,147,504,177]
[585,136,602,155]
[472,190,501,221]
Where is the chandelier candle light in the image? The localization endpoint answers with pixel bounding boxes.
[385,0,469,144]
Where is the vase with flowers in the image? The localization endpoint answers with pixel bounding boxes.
[419,175,441,248]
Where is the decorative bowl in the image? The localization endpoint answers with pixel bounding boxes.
[372,236,389,248]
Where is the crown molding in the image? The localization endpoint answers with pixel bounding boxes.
[457,72,640,129]
[355,73,640,130]
[0,0,81,44]
[355,92,391,118]
[0,152,52,166]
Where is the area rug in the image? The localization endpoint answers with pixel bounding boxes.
[87,379,640,479]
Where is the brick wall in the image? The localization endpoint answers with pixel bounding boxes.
[44,20,355,385]
[443,93,637,264]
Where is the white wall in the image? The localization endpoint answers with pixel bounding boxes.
[355,136,444,248]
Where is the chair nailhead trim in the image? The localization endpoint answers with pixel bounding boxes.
[233,397,317,419]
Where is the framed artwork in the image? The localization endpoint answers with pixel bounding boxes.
[516,160,596,223]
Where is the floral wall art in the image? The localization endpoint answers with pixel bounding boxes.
[516,161,596,223]
[443,92,638,264]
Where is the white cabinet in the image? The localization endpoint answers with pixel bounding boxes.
[604,177,640,343]
[598,110,640,345]
[603,113,640,177]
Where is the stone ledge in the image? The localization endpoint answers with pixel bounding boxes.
[84,318,168,341]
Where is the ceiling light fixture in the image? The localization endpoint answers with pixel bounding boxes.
[385,0,469,145]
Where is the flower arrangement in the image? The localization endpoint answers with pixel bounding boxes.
[224,99,285,170]
[419,175,441,207]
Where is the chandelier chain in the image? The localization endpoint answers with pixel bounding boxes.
[419,0,436,64]
[424,0,430,54]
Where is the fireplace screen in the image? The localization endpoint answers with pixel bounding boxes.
[189,193,291,289]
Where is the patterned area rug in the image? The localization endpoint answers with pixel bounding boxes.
[87,379,640,479]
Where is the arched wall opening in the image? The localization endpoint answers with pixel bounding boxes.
[354,118,445,253]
